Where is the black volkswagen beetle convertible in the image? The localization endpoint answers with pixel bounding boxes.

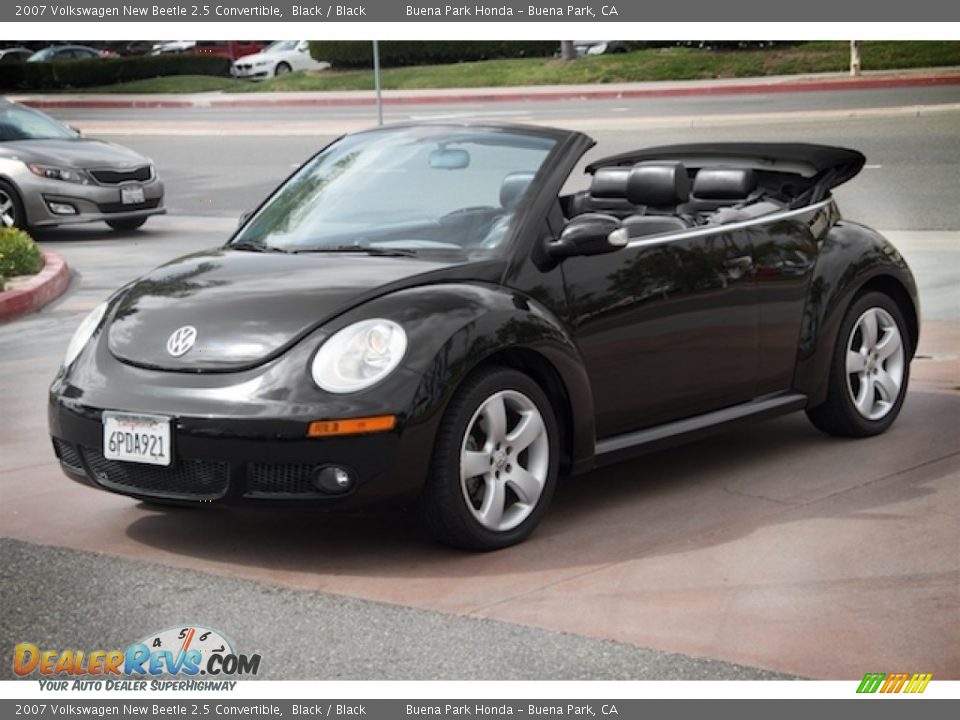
[49,123,918,550]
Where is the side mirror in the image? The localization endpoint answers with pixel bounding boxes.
[238,210,253,228]
[69,126,82,137]
[548,214,628,258]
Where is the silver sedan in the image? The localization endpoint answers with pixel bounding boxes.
[0,98,165,231]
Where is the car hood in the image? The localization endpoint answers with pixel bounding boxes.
[106,248,501,372]
[0,138,148,169]
[234,51,282,64]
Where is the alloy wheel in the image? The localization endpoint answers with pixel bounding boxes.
[845,306,905,421]
[0,188,17,228]
[459,389,550,532]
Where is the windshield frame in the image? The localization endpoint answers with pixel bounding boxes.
[226,123,574,260]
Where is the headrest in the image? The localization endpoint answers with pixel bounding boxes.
[589,167,630,198]
[625,162,690,207]
[500,172,535,211]
[692,168,758,200]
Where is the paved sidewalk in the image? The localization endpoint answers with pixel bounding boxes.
[10,66,960,110]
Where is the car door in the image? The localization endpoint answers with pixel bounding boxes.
[561,223,758,438]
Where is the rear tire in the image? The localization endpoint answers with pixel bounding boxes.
[0,180,28,230]
[806,291,911,437]
[418,366,559,551]
[106,217,147,232]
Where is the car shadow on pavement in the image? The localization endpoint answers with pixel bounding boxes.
[31,226,157,243]
[121,389,955,582]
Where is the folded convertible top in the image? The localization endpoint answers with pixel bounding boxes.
[586,142,866,204]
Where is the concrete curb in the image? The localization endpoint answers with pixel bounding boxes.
[15,71,960,110]
[0,251,71,323]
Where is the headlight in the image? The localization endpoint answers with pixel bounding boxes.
[311,319,407,394]
[28,163,92,185]
[63,301,108,368]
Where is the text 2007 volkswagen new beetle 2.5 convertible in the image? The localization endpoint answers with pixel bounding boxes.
[49,123,918,550]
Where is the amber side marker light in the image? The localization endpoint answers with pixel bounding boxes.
[307,415,397,437]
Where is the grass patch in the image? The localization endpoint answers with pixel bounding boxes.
[80,41,960,94]
[84,75,243,93]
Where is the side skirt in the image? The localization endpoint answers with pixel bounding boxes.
[593,392,808,468]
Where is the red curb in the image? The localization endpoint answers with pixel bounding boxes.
[208,72,960,109]
[16,72,960,111]
[0,251,71,323]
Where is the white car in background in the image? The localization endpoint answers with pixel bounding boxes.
[149,41,196,55]
[232,40,330,79]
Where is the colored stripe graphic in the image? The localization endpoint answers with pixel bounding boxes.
[857,673,886,693]
[905,674,933,694]
[857,672,932,693]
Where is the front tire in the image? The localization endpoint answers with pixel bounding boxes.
[275,62,292,76]
[0,180,28,230]
[418,367,559,551]
[106,217,147,232]
[806,291,911,437]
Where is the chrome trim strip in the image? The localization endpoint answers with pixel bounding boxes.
[595,392,808,457]
[624,198,833,250]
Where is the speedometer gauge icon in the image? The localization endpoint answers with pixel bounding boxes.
[136,625,234,673]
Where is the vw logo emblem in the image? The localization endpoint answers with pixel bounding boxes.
[166,326,197,357]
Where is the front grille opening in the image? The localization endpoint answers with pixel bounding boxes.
[96,197,161,214]
[80,447,228,501]
[246,463,327,498]
[90,166,152,184]
[52,438,85,472]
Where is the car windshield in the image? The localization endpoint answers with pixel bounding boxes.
[27,47,58,61]
[0,104,76,141]
[265,41,299,53]
[231,126,557,256]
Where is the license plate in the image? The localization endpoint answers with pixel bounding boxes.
[120,185,145,205]
[102,412,172,466]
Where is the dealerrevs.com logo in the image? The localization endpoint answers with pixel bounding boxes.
[14,626,261,691]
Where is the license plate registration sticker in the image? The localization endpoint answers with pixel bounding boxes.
[102,412,172,466]
[120,185,145,205]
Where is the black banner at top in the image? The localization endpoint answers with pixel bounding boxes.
[2,0,960,22]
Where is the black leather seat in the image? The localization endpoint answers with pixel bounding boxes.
[499,171,535,212]
[680,167,759,216]
[480,171,536,248]
[567,167,638,219]
[621,162,692,237]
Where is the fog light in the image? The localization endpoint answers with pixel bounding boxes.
[47,201,77,215]
[312,465,355,494]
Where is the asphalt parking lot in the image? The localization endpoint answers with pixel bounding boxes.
[1,87,958,680]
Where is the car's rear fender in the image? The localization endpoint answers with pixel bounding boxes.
[792,220,920,407]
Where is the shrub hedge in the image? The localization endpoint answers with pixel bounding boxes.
[308,41,558,68]
[0,55,231,91]
[0,227,43,289]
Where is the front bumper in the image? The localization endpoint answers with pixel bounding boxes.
[47,327,437,509]
[232,64,271,79]
[49,399,406,508]
[21,174,165,228]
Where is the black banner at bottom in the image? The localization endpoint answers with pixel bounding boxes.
[2,699,957,720]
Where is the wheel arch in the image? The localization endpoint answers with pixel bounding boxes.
[793,221,920,407]
[857,274,919,354]
[351,282,597,488]
[464,346,580,476]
